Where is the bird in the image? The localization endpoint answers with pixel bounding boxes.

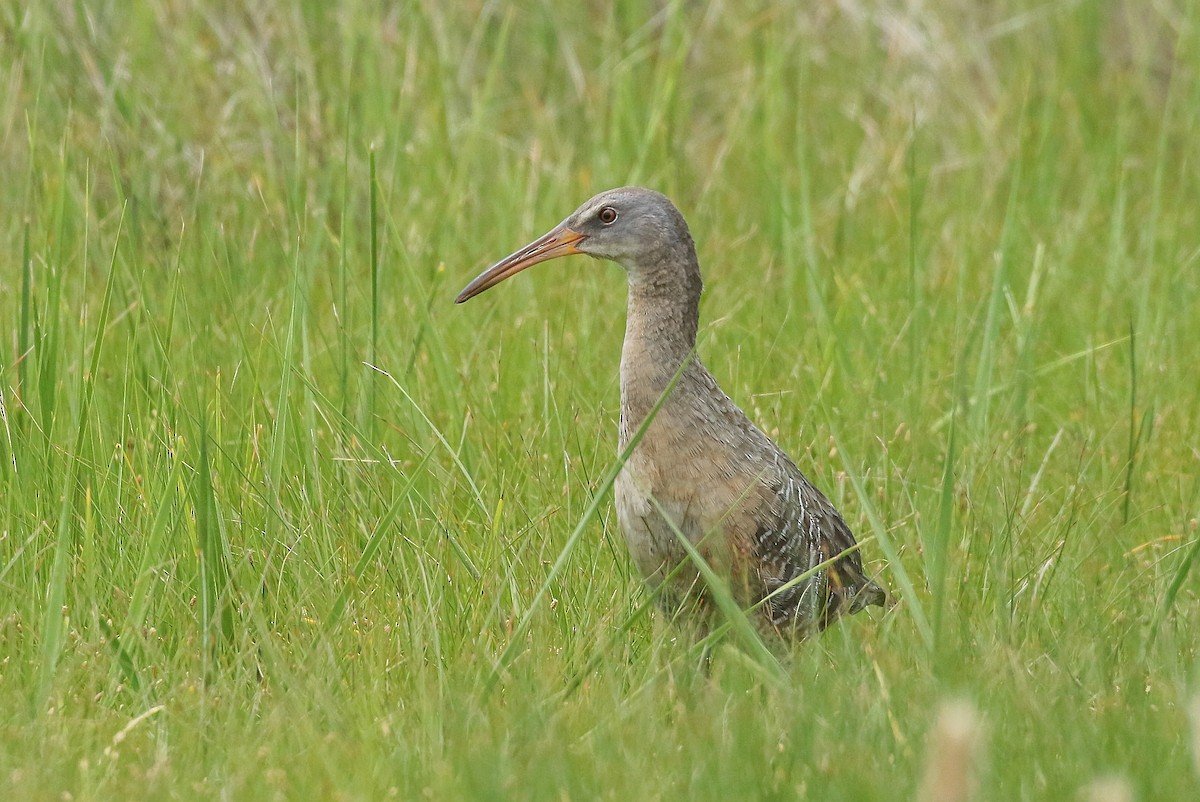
[455,186,886,642]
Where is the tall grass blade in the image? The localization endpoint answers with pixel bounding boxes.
[1150,534,1200,644]
[970,104,1024,436]
[35,200,125,712]
[35,467,76,713]
[1121,321,1153,525]
[293,365,483,582]
[368,147,380,439]
[18,221,32,398]
[650,496,784,679]
[124,438,188,642]
[323,445,439,633]
[827,418,932,649]
[98,618,142,693]
[484,350,694,693]
[195,416,235,667]
[930,416,957,652]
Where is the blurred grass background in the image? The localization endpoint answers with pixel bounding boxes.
[1,0,1198,799]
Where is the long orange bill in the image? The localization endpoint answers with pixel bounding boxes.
[455,223,587,303]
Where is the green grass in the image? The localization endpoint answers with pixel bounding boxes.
[2,1,1199,799]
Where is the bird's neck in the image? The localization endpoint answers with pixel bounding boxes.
[619,250,703,446]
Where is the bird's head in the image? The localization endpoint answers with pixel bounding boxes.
[455,186,695,303]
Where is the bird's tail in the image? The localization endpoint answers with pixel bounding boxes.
[820,568,888,629]
[846,577,888,614]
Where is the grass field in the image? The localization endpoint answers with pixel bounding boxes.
[2,1,1199,799]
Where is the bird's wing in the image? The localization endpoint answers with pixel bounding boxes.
[751,453,886,633]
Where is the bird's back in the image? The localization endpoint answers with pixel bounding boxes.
[616,358,885,637]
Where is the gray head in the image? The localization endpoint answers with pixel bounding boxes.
[560,187,696,268]
[455,186,699,303]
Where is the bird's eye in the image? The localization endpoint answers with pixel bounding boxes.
[598,206,618,224]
